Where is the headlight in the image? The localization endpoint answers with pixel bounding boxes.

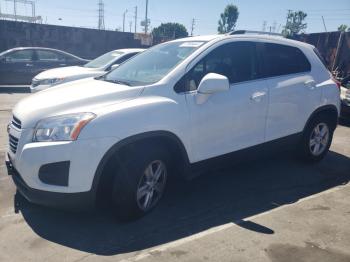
[33,113,96,142]
[38,78,65,86]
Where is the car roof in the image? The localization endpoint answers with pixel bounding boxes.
[171,34,314,49]
[0,47,85,59]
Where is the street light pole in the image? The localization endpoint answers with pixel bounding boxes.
[145,0,148,33]
[134,6,137,33]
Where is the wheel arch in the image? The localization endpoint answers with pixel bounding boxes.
[91,131,191,204]
[304,104,339,132]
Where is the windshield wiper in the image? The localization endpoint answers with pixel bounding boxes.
[104,79,132,86]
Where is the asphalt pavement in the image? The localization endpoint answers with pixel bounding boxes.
[0,92,350,262]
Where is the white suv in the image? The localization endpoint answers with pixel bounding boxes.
[6,33,340,220]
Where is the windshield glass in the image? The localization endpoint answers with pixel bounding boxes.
[103,41,206,86]
[84,50,123,68]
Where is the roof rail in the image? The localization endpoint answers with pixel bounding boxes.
[228,30,284,37]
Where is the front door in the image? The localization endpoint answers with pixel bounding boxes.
[182,41,269,162]
[0,49,35,85]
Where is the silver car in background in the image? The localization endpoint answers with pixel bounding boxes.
[30,48,145,92]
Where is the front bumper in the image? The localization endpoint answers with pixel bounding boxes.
[30,84,51,93]
[6,153,94,210]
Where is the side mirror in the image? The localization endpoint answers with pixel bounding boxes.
[197,73,229,94]
[110,64,119,71]
[196,73,230,105]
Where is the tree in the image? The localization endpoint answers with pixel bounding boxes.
[338,24,349,32]
[217,4,239,34]
[152,23,188,39]
[282,10,307,37]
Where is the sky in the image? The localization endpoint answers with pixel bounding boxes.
[1,0,350,35]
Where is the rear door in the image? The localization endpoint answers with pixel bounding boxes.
[261,42,322,141]
[33,49,68,76]
[182,41,269,162]
[0,49,35,85]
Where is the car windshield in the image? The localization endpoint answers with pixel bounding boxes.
[103,41,206,86]
[84,51,124,68]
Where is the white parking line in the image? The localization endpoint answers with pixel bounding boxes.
[120,185,346,262]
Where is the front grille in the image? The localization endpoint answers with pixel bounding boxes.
[9,134,19,153]
[11,115,22,130]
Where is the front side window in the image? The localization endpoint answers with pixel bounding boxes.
[103,41,206,86]
[115,53,137,64]
[5,50,34,62]
[263,43,311,78]
[175,41,258,92]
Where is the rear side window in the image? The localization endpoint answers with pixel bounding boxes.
[37,50,65,62]
[263,43,311,78]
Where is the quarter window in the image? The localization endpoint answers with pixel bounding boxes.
[175,42,258,92]
[263,43,311,77]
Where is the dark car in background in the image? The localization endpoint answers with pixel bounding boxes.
[0,47,89,85]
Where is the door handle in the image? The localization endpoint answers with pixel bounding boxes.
[251,91,266,102]
[304,80,316,89]
[59,64,67,66]
[25,63,33,67]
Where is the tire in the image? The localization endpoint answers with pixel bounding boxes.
[111,143,170,221]
[298,114,334,162]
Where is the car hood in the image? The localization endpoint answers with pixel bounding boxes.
[13,78,144,128]
[34,66,103,79]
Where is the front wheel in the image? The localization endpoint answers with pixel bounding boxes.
[111,144,169,221]
[298,115,334,162]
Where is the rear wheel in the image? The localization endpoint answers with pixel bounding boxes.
[111,144,169,221]
[298,115,334,162]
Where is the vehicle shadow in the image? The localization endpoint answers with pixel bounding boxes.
[339,118,350,127]
[18,150,350,256]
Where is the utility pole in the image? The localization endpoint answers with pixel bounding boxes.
[271,21,277,33]
[321,16,327,32]
[134,6,137,33]
[145,0,149,34]
[262,21,267,32]
[190,18,195,36]
[97,0,105,30]
[129,21,132,32]
[123,9,128,32]
[14,0,17,21]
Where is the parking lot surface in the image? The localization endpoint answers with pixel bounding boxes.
[0,92,350,262]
